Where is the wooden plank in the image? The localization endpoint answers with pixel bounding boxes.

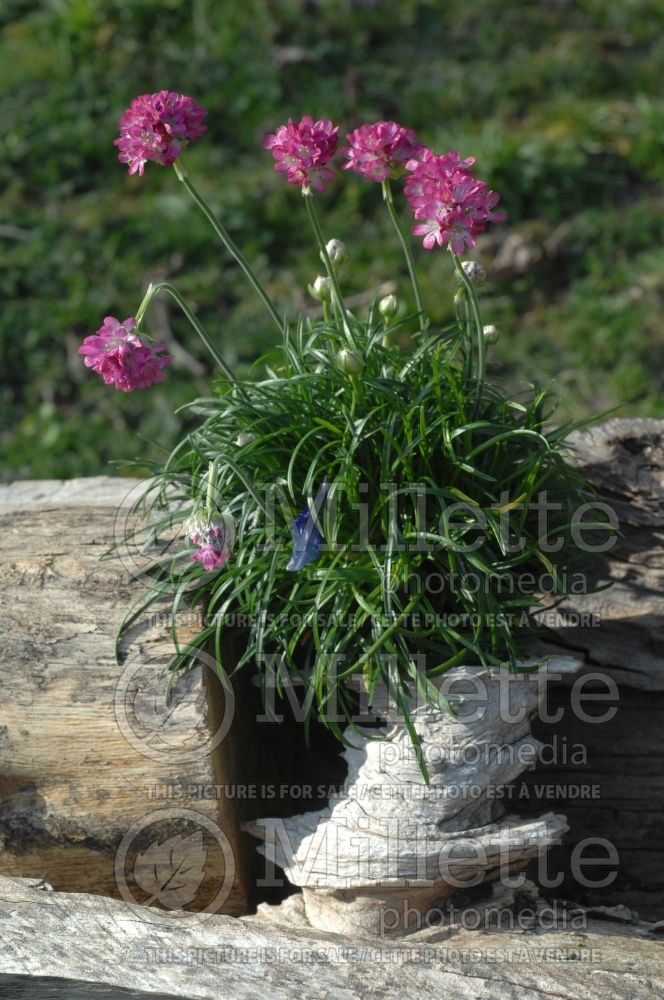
[542,417,664,689]
[0,478,250,914]
[518,684,664,920]
[0,876,662,1000]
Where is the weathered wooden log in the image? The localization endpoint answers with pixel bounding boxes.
[0,478,251,914]
[544,417,664,689]
[518,681,664,920]
[0,876,662,999]
[529,418,664,919]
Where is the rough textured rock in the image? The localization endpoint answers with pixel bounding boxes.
[1,876,663,1000]
[246,659,582,936]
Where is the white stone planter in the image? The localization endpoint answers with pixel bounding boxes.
[246,656,582,936]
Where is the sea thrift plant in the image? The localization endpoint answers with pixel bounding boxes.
[87,95,605,775]
[78,316,170,391]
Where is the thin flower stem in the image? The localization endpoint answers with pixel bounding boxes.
[206,457,219,511]
[382,179,427,335]
[136,280,239,388]
[350,374,364,417]
[134,284,155,327]
[453,288,473,382]
[302,190,357,351]
[452,252,486,413]
[173,161,284,334]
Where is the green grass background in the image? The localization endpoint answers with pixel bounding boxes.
[2,0,663,480]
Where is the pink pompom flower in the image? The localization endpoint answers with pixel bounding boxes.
[263,116,339,191]
[78,316,171,392]
[115,91,207,176]
[405,148,505,254]
[343,121,424,183]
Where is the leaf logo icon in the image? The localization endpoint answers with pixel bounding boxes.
[133,831,207,909]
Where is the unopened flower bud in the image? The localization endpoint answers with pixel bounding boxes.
[323,239,348,268]
[337,349,364,375]
[308,275,332,302]
[184,508,236,572]
[458,261,487,285]
[183,509,209,545]
[378,294,399,320]
[483,324,499,344]
[236,432,256,447]
[184,508,234,545]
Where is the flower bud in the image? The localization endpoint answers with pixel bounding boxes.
[378,294,399,320]
[458,261,487,285]
[185,509,236,572]
[183,509,210,545]
[308,275,332,302]
[323,239,348,268]
[184,508,234,546]
[337,349,364,375]
[483,324,499,344]
[236,432,256,447]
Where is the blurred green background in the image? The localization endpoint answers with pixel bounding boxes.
[2,0,663,481]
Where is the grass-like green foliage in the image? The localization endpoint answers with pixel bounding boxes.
[122,268,597,773]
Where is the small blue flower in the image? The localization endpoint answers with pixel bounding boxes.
[287,481,329,571]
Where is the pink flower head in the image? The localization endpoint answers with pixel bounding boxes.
[405,148,505,254]
[264,116,339,191]
[115,91,207,176]
[78,316,171,391]
[343,121,424,182]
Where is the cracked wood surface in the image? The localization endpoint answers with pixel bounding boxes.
[0,477,249,914]
[0,876,662,1000]
[544,417,664,689]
